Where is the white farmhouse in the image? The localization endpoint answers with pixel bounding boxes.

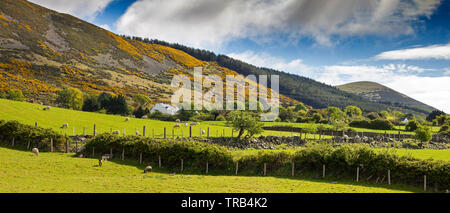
[150,103,180,115]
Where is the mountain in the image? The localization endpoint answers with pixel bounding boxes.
[337,81,436,113]
[0,0,431,116]
[0,0,297,106]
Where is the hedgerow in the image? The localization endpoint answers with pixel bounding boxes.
[0,120,69,151]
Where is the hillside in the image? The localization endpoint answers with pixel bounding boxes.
[0,0,296,106]
[140,39,432,116]
[337,81,435,114]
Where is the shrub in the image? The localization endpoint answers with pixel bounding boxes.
[414,126,432,142]
[405,120,420,131]
[369,119,394,130]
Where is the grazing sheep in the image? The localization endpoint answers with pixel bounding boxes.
[144,166,152,173]
[125,117,130,122]
[112,130,120,135]
[142,115,148,119]
[173,124,181,128]
[37,107,41,110]
[184,123,188,127]
[43,106,51,111]
[99,159,103,167]
[32,148,39,156]
[169,172,176,176]
[201,130,206,135]
[190,122,200,126]
[102,154,112,161]
[61,123,69,129]
[176,119,181,123]
[79,154,84,158]
[135,129,140,136]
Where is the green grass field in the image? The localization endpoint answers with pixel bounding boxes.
[0,146,423,193]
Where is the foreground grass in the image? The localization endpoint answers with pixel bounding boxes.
[0,146,421,193]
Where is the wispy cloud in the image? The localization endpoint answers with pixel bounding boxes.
[375,43,450,60]
[29,0,114,20]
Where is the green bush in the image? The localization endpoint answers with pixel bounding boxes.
[405,120,420,131]
[0,120,69,151]
[414,126,432,142]
[369,119,394,130]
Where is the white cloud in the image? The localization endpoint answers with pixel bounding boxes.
[29,0,114,20]
[375,43,450,60]
[116,0,441,48]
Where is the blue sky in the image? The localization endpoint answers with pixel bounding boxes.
[30,0,450,112]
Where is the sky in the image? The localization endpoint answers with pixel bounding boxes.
[29,0,450,113]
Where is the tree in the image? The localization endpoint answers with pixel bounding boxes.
[405,120,419,131]
[414,126,432,142]
[56,87,83,110]
[433,114,448,126]
[133,106,149,118]
[344,105,362,118]
[327,107,345,122]
[108,95,130,115]
[98,92,113,109]
[226,111,263,138]
[82,95,100,112]
[294,103,307,112]
[5,89,25,101]
[279,107,296,122]
[426,110,445,122]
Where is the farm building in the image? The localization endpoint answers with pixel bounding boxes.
[150,103,180,115]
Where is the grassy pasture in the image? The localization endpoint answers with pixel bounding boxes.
[0,146,422,193]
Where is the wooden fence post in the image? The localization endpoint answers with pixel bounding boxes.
[35,122,38,127]
[122,148,124,160]
[206,161,209,174]
[356,166,360,182]
[158,155,161,168]
[181,159,184,172]
[50,138,53,152]
[388,170,391,185]
[93,124,96,136]
[322,164,326,178]
[139,152,143,165]
[207,127,210,138]
[291,161,295,177]
[172,128,175,139]
[189,126,192,138]
[235,161,239,175]
[164,128,167,139]
[264,163,267,176]
[424,175,427,192]
[143,126,146,137]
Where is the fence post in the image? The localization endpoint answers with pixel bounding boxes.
[424,175,427,192]
[35,122,38,127]
[158,155,161,168]
[388,170,391,185]
[235,161,239,175]
[207,127,210,138]
[264,163,267,176]
[356,166,360,182]
[206,161,209,174]
[164,128,167,139]
[322,164,326,178]
[143,126,146,137]
[93,124,96,136]
[50,138,53,152]
[291,161,295,177]
[122,148,124,160]
[190,126,192,138]
[181,159,184,172]
[139,152,142,165]
[172,128,175,139]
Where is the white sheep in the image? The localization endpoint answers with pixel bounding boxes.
[135,129,140,136]
[176,119,181,123]
[190,122,200,126]
[62,123,69,129]
[144,166,152,173]
[173,124,181,128]
[142,115,148,119]
[32,148,39,156]
[112,130,120,135]
[185,123,188,127]
[125,117,130,122]
[201,130,206,135]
